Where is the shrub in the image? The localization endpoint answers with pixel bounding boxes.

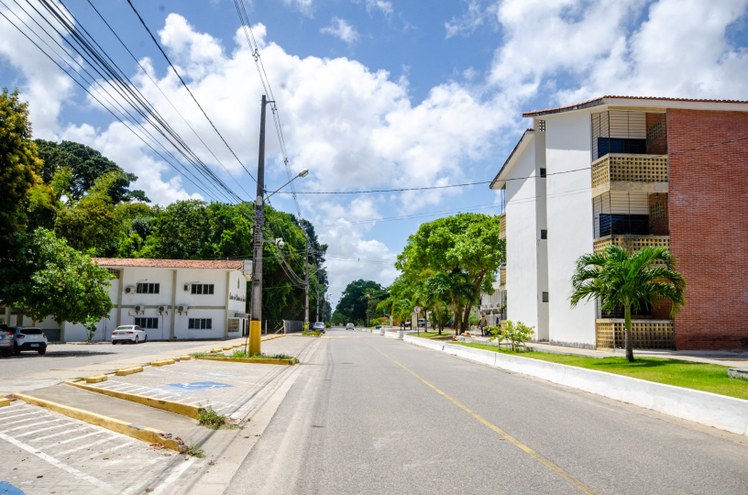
[501,320,534,351]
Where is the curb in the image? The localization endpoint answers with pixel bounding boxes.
[404,335,748,437]
[64,380,202,419]
[11,392,186,452]
[194,356,298,366]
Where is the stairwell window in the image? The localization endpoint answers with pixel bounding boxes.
[542,292,549,303]
[188,318,212,330]
[540,229,547,240]
[191,284,215,295]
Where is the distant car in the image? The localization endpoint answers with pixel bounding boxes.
[346,323,354,330]
[112,325,148,344]
[312,322,326,333]
[11,327,48,355]
[0,324,14,356]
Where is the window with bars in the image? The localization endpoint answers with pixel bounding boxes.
[191,284,215,295]
[188,318,212,330]
[134,317,158,329]
[136,283,160,294]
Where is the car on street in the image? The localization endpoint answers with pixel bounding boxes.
[346,322,354,330]
[312,321,326,333]
[111,325,148,344]
[0,324,14,356]
[11,327,48,355]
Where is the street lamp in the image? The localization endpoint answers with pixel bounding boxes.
[249,95,308,355]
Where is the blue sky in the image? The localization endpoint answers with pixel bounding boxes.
[1,0,747,304]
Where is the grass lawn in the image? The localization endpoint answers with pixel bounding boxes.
[458,342,748,401]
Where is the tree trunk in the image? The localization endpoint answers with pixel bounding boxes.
[624,304,635,362]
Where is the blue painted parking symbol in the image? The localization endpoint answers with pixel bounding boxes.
[168,381,232,391]
[0,481,26,495]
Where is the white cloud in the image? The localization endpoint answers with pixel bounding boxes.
[445,0,497,38]
[321,17,360,44]
[283,0,314,17]
[366,0,394,15]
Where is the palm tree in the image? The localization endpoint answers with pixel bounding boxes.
[570,245,685,362]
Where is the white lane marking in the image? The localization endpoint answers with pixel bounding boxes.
[84,440,135,460]
[3,416,49,431]
[145,456,196,495]
[0,411,38,421]
[0,430,117,493]
[34,428,81,443]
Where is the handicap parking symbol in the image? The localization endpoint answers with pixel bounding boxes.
[168,381,233,391]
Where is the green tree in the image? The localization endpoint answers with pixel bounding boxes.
[0,89,43,238]
[13,229,113,327]
[34,139,148,203]
[335,279,385,325]
[396,213,504,333]
[570,245,686,362]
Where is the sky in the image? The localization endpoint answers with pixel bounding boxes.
[1,0,747,306]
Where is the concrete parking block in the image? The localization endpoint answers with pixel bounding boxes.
[150,358,176,366]
[84,375,108,383]
[0,397,10,407]
[115,365,144,376]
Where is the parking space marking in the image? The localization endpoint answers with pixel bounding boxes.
[83,439,135,460]
[14,420,66,437]
[38,429,104,450]
[34,425,87,443]
[57,433,120,456]
[0,430,117,493]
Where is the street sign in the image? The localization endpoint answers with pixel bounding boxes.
[414,306,421,314]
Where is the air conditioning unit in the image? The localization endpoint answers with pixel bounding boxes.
[134,305,142,314]
[124,286,135,294]
[177,305,188,314]
[158,305,166,314]
[183,284,190,291]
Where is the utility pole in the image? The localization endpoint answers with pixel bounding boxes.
[249,95,268,356]
[304,239,310,328]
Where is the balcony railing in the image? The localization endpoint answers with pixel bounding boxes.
[594,235,670,254]
[596,319,674,349]
[499,213,506,240]
[499,266,506,289]
[591,154,668,189]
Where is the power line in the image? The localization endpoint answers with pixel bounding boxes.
[125,0,257,187]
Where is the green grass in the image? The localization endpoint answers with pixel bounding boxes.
[186,443,205,458]
[198,405,228,429]
[459,342,748,401]
[414,331,455,341]
[229,350,295,360]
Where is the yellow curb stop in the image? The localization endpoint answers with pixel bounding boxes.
[116,366,144,376]
[0,397,11,407]
[85,375,108,384]
[150,359,176,367]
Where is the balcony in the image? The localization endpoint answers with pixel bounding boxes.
[499,266,506,290]
[596,319,674,349]
[591,154,669,196]
[594,235,670,254]
[499,213,506,240]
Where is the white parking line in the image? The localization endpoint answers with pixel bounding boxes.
[0,430,117,493]
[14,420,66,438]
[3,416,49,431]
[84,439,135,460]
[33,425,88,443]
[56,434,121,456]
[39,430,104,450]
[0,411,38,421]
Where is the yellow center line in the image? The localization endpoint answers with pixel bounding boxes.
[375,347,597,495]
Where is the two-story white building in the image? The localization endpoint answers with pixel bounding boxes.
[7,258,252,342]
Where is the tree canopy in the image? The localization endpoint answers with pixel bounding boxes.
[333,279,386,325]
[395,213,504,333]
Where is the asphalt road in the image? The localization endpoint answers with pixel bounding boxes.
[228,329,748,495]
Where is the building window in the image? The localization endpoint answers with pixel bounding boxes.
[540,229,547,240]
[136,283,160,294]
[188,318,212,330]
[107,269,121,279]
[191,284,215,295]
[539,168,546,178]
[538,120,546,132]
[599,214,649,237]
[134,317,158,329]
[542,292,549,303]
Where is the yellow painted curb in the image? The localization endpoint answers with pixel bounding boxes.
[176,355,192,361]
[210,348,224,354]
[85,375,108,384]
[116,366,144,376]
[222,346,234,351]
[195,356,297,366]
[12,392,185,452]
[151,359,176,367]
[0,397,11,407]
[64,381,201,420]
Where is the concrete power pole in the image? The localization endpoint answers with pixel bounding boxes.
[249,95,268,355]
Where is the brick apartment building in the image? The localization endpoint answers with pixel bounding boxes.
[490,96,748,351]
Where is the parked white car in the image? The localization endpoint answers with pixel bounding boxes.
[11,327,48,355]
[346,322,355,330]
[111,325,148,344]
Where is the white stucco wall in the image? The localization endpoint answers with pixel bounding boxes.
[543,113,597,347]
[504,134,544,337]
